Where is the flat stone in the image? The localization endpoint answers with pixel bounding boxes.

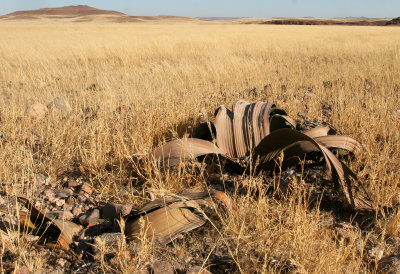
[34,173,47,185]
[79,208,100,226]
[54,199,65,208]
[72,206,82,216]
[67,179,78,188]
[27,103,48,120]
[66,196,76,205]
[49,210,74,221]
[57,189,73,198]
[102,203,132,221]
[47,97,72,114]
[44,189,55,199]
[56,258,67,267]
[92,233,126,258]
[79,182,92,195]
[77,194,88,202]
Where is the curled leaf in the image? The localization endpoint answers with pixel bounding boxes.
[16,197,82,249]
[125,201,205,244]
[152,138,224,167]
[214,100,276,158]
[302,125,331,138]
[252,129,372,210]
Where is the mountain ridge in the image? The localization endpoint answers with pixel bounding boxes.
[2,5,125,17]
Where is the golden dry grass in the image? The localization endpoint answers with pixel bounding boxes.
[1,21,400,273]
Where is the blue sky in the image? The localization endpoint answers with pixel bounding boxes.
[1,0,399,18]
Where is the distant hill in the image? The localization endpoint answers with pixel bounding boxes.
[259,18,389,26]
[386,17,400,25]
[0,5,205,23]
[3,5,125,17]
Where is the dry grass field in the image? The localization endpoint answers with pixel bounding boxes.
[1,21,400,273]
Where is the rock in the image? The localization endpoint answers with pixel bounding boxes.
[44,189,55,199]
[102,203,132,221]
[54,199,65,208]
[67,179,78,188]
[47,97,72,114]
[57,189,73,199]
[79,208,100,226]
[56,258,67,267]
[79,182,92,195]
[72,206,82,216]
[34,173,47,185]
[77,194,88,202]
[0,196,5,205]
[78,165,89,176]
[378,255,400,273]
[92,233,126,258]
[27,103,48,120]
[66,196,76,205]
[50,210,74,221]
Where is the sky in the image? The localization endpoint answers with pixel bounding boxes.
[1,0,399,18]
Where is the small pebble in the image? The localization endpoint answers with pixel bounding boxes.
[102,203,132,221]
[67,179,78,188]
[57,189,73,198]
[56,258,67,267]
[27,103,48,120]
[77,194,88,202]
[44,189,55,199]
[79,182,92,195]
[55,199,65,207]
[72,206,82,216]
[50,210,74,220]
[79,208,100,226]
[66,196,76,205]
[35,173,47,185]
[92,233,126,259]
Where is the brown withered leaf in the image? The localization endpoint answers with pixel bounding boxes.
[302,125,331,138]
[214,100,277,158]
[125,201,205,244]
[135,189,235,215]
[124,189,237,244]
[252,129,372,210]
[152,138,225,167]
[17,197,82,249]
[149,100,370,211]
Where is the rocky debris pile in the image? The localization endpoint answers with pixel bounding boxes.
[0,169,232,273]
